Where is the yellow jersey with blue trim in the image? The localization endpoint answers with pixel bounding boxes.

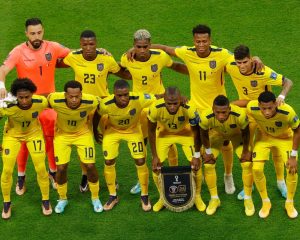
[0,95,48,137]
[48,92,100,134]
[120,49,173,94]
[98,92,155,133]
[199,104,249,138]
[63,50,120,97]
[175,45,232,110]
[247,100,299,138]
[148,98,199,135]
[226,59,284,100]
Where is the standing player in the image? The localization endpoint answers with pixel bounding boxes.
[48,81,102,214]
[63,30,131,192]
[1,78,51,219]
[93,79,155,212]
[248,91,299,219]
[227,45,293,200]
[0,18,70,194]
[199,95,253,216]
[148,87,205,212]
[121,29,187,194]
[145,24,261,194]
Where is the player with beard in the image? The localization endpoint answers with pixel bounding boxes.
[0,18,70,194]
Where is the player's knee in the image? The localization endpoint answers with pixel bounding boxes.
[85,163,95,170]
[252,163,264,178]
[105,159,115,166]
[2,167,14,179]
[57,164,68,174]
[135,158,146,166]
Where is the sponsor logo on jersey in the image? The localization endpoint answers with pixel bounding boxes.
[275,121,282,127]
[97,63,104,71]
[45,53,52,61]
[209,60,216,69]
[250,80,258,87]
[151,64,158,72]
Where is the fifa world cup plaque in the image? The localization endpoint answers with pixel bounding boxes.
[159,166,195,212]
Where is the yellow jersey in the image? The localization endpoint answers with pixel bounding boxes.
[0,95,48,137]
[99,92,155,133]
[247,100,299,138]
[120,49,173,94]
[199,104,249,139]
[148,98,199,135]
[63,50,120,97]
[226,59,284,100]
[48,92,99,134]
[175,45,232,110]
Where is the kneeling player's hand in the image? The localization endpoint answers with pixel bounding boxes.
[191,157,201,171]
[287,156,298,174]
[152,157,162,173]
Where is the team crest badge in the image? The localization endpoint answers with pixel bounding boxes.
[32,111,38,118]
[151,64,158,72]
[97,63,104,71]
[129,108,136,116]
[275,121,282,127]
[253,152,256,158]
[80,111,87,118]
[45,53,52,61]
[4,149,10,155]
[229,124,237,128]
[209,60,216,69]
[178,116,185,122]
[250,80,258,87]
[159,166,195,212]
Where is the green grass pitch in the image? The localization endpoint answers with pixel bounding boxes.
[0,1,299,239]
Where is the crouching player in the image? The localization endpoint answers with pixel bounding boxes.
[248,91,299,219]
[148,87,205,212]
[199,95,253,216]
[48,81,102,214]
[93,79,155,212]
[1,78,51,219]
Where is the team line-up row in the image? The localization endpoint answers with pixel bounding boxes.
[0,18,297,220]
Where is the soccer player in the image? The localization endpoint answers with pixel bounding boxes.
[0,18,70,194]
[247,91,299,219]
[48,81,102,214]
[144,25,262,194]
[199,95,253,216]
[121,29,187,194]
[148,87,205,212]
[93,79,155,212]
[227,45,293,200]
[63,30,131,193]
[1,78,52,219]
